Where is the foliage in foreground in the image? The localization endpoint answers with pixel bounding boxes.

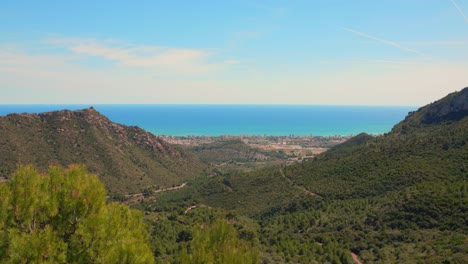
[0,165,154,263]
[179,219,260,264]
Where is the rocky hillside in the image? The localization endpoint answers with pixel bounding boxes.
[0,107,208,194]
[393,87,468,132]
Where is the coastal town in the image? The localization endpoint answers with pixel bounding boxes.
[161,134,352,161]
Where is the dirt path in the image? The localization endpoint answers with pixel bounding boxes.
[125,182,188,203]
[153,182,188,193]
[184,205,199,214]
[184,204,210,214]
[351,252,363,264]
[303,188,322,198]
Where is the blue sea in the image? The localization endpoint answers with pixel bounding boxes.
[0,105,417,136]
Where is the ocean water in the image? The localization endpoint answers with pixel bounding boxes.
[0,105,417,136]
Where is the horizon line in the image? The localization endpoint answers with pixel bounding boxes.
[0,103,420,108]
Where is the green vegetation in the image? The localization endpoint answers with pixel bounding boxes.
[189,139,287,174]
[0,108,208,195]
[179,219,259,264]
[0,165,154,263]
[255,180,467,263]
[1,88,467,263]
[140,205,260,263]
[146,88,468,263]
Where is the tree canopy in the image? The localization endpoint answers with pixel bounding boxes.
[0,165,154,263]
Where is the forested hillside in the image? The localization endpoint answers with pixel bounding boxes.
[283,88,467,199]
[1,88,466,263]
[0,107,208,195]
[148,88,467,263]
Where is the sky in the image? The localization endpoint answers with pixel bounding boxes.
[0,0,467,105]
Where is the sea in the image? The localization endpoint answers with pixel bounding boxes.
[0,105,417,136]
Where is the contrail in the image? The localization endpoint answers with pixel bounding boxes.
[343,27,425,57]
[450,0,468,22]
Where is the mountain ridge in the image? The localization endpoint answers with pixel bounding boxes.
[175,87,468,263]
[0,107,208,195]
[194,87,468,211]
[393,87,468,132]
[1,88,467,263]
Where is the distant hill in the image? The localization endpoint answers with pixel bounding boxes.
[193,87,468,211]
[182,87,468,263]
[0,107,207,195]
[191,88,468,210]
[279,87,468,199]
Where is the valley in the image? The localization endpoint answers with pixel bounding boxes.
[3,2,467,263]
[163,134,350,167]
[0,88,467,263]
[137,88,468,263]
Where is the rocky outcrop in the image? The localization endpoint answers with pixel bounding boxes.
[392,87,468,134]
[421,87,468,124]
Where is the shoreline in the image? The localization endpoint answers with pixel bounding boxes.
[160,134,354,158]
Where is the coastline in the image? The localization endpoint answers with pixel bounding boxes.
[161,134,353,160]
[0,104,416,137]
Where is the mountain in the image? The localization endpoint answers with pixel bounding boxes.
[397,87,468,127]
[175,88,468,214]
[1,88,467,263]
[0,107,208,195]
[171,88,468,263]
[279,88,468,199]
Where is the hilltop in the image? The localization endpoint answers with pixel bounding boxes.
[0,107,208,195]
[396,87,468,128]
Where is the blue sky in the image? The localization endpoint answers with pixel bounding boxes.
[1,0,467,105]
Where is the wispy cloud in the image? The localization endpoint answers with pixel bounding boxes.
[1,43,467,105]
[343,27,426,57]
[0,43,230,103]
[47,38,224,73]
[320,59,428,66]
[403,40,468,46]
[450,0,468,22]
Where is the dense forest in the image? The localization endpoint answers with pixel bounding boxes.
[140,88,467,263]
[0,88,467,263]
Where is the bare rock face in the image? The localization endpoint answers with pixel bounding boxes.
[421,87,468,124]
[394,87,468,134]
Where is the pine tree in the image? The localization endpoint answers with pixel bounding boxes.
[0,165,154,263]
[179,219,260,264]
